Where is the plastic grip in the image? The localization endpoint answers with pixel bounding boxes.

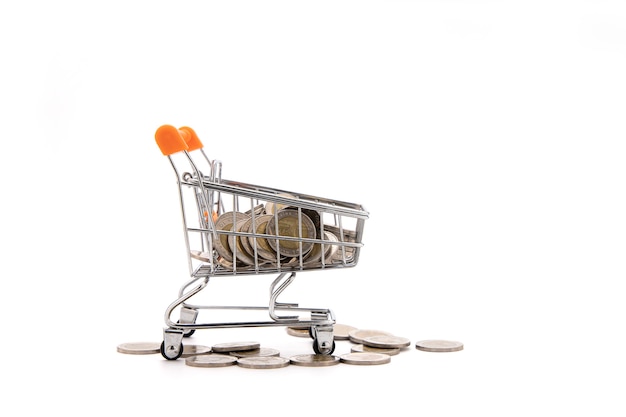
[179,126,203,151]
[155,125,189,156]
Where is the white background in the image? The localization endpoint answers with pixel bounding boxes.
[2,0,625,415]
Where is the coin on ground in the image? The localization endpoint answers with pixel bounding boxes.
[351,344,401,356]
[237,356,290,369]
[363,335,411,349]
[415,340,464,352]
[333,324,358,340]
[181,344,213,358]
[348,329,393,344]
[340,352,391,365]
[212,341,261,353]
[289,354,340,367]
[185,354,237,367]
[286,327,311,338]
[117,342,160,355]
[229,347,281,358]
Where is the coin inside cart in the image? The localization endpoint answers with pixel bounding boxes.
[211,341,261,353]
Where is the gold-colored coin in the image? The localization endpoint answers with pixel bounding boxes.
[266,209,316,257]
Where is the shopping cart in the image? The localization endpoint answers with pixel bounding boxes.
[154,125,369,360]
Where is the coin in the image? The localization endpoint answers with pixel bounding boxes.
[333,324,358,340]
[214,211,248,262]
[185,354,238,368]
[363,335,411,349]
[180,344,212,358]
[351,344,401,356]
[286,327,311,338]
[289,354,340,367]
[265,193,295,215]
[190,250,212,263]
[116,342,160,355]
[245,214,283,262]
[348,329,394,344]
[211,341,261,353]
[228,218,257,266]
[237,356,290,369]
[339,352,391,365]
[266,209,316,257]
[415,340,464,352]
[228,347,281,358]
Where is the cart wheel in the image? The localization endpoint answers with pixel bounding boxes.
[177,320,196,338]
[313,340,336,355]
[160,341,183,360]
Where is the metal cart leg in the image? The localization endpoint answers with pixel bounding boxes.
[178,306,199,337]
[161,328,184,360]
[311,311,335,354]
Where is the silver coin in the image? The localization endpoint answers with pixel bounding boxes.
[237,356,290,369]
[116,342,160,355]
[266,209,316,257]
[214,211,248,262]
[180,344,213,358]
[363,335,411,349]
[333,323,358,340]
[289,354,340,367]
[189,250,212,263]
[211,341,261,353]
[286,327,311,338]
[351,344,401,356]
[228,219,257,266]
[415,339,464,352]
[348,329,393,344]
[339,352,391,365]
[228,347,281,358]
[185,354,237,368]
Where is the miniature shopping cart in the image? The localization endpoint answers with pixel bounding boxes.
[154,125,369,360]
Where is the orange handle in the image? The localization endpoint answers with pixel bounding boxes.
[179,126,203,151]
[155,125,189,156]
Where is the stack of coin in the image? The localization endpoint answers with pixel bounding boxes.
[208,202,357,270]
